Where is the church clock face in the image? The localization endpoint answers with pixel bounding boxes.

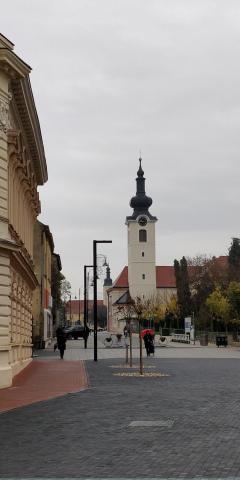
[138,216,147,226]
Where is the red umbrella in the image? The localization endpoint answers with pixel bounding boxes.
[140,328,155,338]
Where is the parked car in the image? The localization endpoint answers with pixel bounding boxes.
[63,325,85,340]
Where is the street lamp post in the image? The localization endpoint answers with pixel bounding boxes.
[78,288,81,324]
[69,294,72,326]
[93,240,112,362]
[84,265,93,349]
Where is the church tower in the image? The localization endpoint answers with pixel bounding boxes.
[126,158,157,300]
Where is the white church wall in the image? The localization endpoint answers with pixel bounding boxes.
[128,220,156,299]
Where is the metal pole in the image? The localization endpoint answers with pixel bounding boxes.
[69,294,71,326]
[139,318,143,375]
[129,320,133,367]
[79,288,81,324]
[93,241,98,361]
[125,344,129,364]
[84,265,93,349]
[86,272,89,328]
[193,311,195,345]
[93,240,112,362]
[84,266,87,348]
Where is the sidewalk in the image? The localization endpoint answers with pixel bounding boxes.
[0,359,88,413]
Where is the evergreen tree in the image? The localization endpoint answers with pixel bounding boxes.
[174,257,192,321]
[174,259,182,312]
[180,256,192,317]
[228,238,240,281]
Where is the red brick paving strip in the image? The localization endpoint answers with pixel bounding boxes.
[0,360,89,413]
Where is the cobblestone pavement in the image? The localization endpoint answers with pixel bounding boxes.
[1,356,240,478]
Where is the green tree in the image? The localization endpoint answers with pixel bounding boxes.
[227,282,240,318]
[206,288,231,330]
[61,279,71,303]
[180,256,192,317]
[188,254,229,325]
[174,257,192,321]
[174,259,182,314]
[228,238,240,281]
[51,258,64,326]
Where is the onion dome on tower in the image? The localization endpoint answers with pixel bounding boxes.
[103,265,112,287]
[126,157,157,221]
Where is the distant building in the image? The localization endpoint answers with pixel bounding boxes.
[32,221,54,348]
[65,299,105,327]
[0,34,48,388]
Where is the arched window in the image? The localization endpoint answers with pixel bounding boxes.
[139,229,147,242]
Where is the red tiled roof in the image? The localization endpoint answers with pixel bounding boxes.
[113,266,176,289]
[113,256,229,290]
[156,266,176,288]
[113,266,128,288]
[214,255,228,267]
[66,299,103,314]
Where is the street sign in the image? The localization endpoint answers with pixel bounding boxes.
[184,317,192,333]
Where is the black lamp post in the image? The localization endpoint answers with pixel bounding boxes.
[93,240,112,361]
[84,265,93,349]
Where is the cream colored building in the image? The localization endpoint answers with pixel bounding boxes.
[32,221,54,348]
[0,34,47,388]
[105,159,177,332]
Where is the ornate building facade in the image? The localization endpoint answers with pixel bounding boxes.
[0,34,47,388]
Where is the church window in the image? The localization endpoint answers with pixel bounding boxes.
[142,274,145,279]
[139,229,147,242]
[142,251,144,257]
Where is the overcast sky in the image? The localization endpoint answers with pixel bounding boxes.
[2,0,240,298]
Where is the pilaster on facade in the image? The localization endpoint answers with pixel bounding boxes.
[0,33,48,388]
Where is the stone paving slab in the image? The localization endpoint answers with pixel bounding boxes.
[0,360,88,412]
[1,358,240,477]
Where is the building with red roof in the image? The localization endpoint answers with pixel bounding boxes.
[104,159,229,332]
[105,159,179,332]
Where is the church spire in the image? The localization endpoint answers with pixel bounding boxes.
[127,157,157,220]
[137,157,144,177]
[104,265,112,287]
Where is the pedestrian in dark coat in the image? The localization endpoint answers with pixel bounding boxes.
[56,327,66,359]
[144,332,151,356]
[83,324,90,347]
[144,332,155,356]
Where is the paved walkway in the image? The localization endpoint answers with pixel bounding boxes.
[36,333,240,360]
[0,359,88,413]
[1,354,240,477]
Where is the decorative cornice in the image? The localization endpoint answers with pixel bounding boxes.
[11,250,38,289]
[0,92,12,133]
[11,77,48,185]
[9,224,34,265]
[0,237,21,253]
[0,36,47,185]
[0,47,31,79]
[8,129,41,215]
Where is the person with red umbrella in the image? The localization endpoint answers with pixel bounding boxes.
[142,329,155,356]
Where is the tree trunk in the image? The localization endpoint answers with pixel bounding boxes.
[129,323,133,367]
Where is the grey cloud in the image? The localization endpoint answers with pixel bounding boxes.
[2,0,240,293]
